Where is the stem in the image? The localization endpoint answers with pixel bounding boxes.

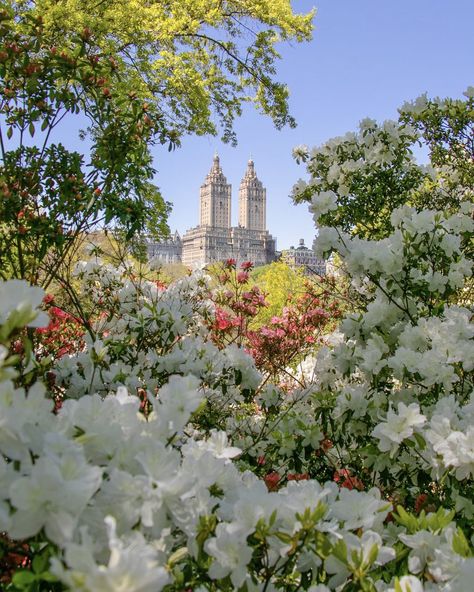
[0,124,6,162]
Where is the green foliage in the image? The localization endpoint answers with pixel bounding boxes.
[33,0,314,145]
[250,261,306,326]
[0,4,171,285]
[0,0,313,288]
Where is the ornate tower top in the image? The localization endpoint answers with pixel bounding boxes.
[203,152,228,185]
[241,158,257,182]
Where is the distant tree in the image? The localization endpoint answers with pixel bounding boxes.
[251,261,307,327]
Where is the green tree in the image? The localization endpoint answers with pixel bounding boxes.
[251,261,306,327]
[0,6,171,285]
[35,0,314,144]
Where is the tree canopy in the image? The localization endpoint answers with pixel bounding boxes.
[31,0,314,144]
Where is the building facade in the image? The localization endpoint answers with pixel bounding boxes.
[146,231,182,264]
[181,156,276,267]
[281,238,326,276]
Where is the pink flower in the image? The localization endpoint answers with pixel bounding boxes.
[224,258,237,269]
[236,271,249,284]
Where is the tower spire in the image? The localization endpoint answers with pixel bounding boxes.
[239,157,266,231]
[200,154,231,228]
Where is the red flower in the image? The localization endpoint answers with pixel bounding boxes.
[240,261,253,270]
[224,258,236,269]
[414,493,429,514]
[215,308,233,331]
[264,471,280,491]
[333,468,364,491]
[321,438,333,452]
[287,472,309,481]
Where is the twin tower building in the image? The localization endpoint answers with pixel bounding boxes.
[181,155,276,267]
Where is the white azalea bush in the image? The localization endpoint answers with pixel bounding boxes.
[0,282,433,591]
[1,91,473,590]
[1,210,473,591]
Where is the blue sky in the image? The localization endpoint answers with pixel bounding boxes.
[153,0,473,250]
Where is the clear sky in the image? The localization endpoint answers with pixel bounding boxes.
[152,0,474,250]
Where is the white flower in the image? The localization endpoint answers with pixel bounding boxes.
[292,144,309,161]
[0,382,54,461]
[206,522,253,588]
[330,488,391,530]
[313,226,340,256]
[399,530,441,573]
[360,335,389,374]
[326,530,395,588]
[463,86,474,98]
[450,557,474,591]
[0,280,48,328]
[224,344,262,390]
[310,190,338,223]
[292,178,308,197]
[389,575,425,592]
[196,430,241,460]
[400,93,429,115]
[429,427,474,480]
[149,374,202,438]
[52,516,170,592]
[9,443,102,545]
[372,403,426,456]
[335,383,370,419]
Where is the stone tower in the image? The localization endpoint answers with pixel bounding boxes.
[199,154,231,228]
[238,159,266,231]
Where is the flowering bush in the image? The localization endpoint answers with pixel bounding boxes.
[35,296,85,362]
[292,89,473,242]
[208,259,268,348]
[0,198,473,591]
[208,260,340,385]
[1,91,473,590]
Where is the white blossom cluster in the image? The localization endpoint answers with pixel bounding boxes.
[0,253,473,590]
[0,285,423,589]
[54,261,260,401]
[292,203,474,522]
[1,205,474,589]
[291,117,421,225]
[1,140,474,591]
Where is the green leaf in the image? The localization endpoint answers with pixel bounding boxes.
[274,531,293,544]
[32,553,48,574]
[413,432,426,450]
[40,571,58,583]
[168,546,189,566]
[452,527,471,558]
[12,570,36,586]
[365,543,379,568]
[332,539,348,565]
[29,121,35,137]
